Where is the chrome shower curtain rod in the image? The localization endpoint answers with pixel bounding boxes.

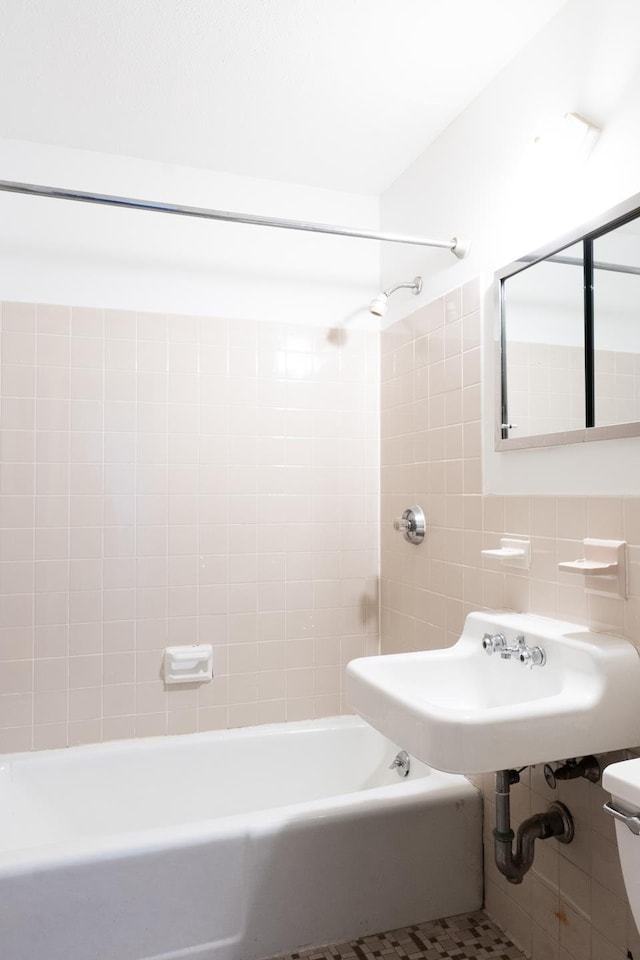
[0,179,469,258]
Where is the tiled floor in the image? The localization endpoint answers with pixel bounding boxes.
[275,911,525,960]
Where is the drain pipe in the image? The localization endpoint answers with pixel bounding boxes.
[494,770,574,884]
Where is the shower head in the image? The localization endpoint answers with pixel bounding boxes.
[369,293,389,317]
[369,276,422,318]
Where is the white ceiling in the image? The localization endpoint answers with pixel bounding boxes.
[0,0,569,194]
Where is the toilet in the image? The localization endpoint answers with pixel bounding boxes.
[603,759,640,929]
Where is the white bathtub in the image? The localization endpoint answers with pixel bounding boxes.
[0,716,482,960]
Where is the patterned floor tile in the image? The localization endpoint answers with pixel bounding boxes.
[273,911,524,960]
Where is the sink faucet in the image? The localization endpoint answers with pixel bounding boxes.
[482,632,546,668]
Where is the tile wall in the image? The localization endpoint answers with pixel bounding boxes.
[381,278,640,959]
[0,301,379,751]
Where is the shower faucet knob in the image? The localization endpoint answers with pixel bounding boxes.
[393,518,410,532]
[392,506,426,545]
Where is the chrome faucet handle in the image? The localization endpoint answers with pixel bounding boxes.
[519,644,546,669]
[512,633,546,668]
[392,506,426,545]
[482,632,506,655]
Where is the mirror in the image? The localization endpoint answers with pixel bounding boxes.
[593,220,640,427]
[497,193,640,449]
[502,242,585,438]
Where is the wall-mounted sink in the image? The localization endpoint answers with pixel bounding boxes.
[347,612,640,774]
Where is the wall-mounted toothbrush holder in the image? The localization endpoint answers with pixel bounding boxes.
[481,537,531,570]
[558,538,627,599]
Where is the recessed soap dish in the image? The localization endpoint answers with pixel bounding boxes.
[481,538,531,570]
[163,644,213,684]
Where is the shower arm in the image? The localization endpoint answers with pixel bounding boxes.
[0,179,469,257]
[383,279,422,297]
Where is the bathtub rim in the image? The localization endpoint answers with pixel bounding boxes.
[2,714,383,765]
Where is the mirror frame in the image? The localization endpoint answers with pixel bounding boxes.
[495,191,640,451]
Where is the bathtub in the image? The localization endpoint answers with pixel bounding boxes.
[0,716,482,960]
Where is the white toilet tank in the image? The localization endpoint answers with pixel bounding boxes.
[603,757,640,930]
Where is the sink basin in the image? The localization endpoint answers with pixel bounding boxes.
[347,611,640,774]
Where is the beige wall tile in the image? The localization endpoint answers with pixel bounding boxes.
[0,301,379,751]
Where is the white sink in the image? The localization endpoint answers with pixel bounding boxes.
[347,611,640,774]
